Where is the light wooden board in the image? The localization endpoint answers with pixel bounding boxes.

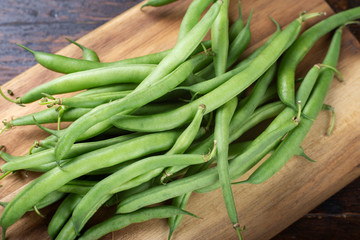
[0,0,359,239]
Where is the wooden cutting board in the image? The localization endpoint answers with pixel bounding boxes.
[0,0,359,239]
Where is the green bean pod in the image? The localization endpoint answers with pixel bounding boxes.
[0,131,181,232]
[40,91,131,108]
[141,0,178,9]
[48,194,82,239]
[79,206,198,240]
[229,0,244,42]
[1,133,143,172]
[3,107,90,128]
[66,38,100,62]
[277,7,360,109]
[177,0,213,42]
[168,192,192,240]
[14,64,156,104]
[295,64,321,107]
[111,12,310,132]
[16,40,211,75]
[212,0,230,76]
[226,9,252,68]
[214,98,242,237]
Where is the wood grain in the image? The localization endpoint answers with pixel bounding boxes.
[0,0,359,239]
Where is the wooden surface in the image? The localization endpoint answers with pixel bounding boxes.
[0,0,359,239]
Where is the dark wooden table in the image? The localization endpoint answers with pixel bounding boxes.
[0,0,359,239]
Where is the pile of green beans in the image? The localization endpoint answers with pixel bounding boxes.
[1,0,359,239]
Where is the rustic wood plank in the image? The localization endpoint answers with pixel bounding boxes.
[0,0,359,239]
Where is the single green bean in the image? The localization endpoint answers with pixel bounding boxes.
[212,0,230,76]
[214,97,242,238]
[141,0,178,9]
[79,206,198,240]
[8,64,155,104]
[15,40,211,74]
[1,133,143,172]
[226,9,252,68]
[66,38,100,62]
[229,0,244,42]
[177,0,213,42]
[40,91,131,108]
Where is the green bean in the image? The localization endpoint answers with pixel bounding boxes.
[159,105,207,183]
[2,107,90,129]
[32,191,66,210]
[55,216,77,240]
[17,45,162,74]
[79,206,198,240]
[66,38,100,62]
[167,105,206,155]
[76,84,137,97]
[295,64,321,107]
[168,192,192,240]
[40,91,131,108]
[105,181,152,207]
[277,7,360,109]
[1,133,143,172]
[132,102,185,115]
[229,0,244,42]
[237,27,342,185]
[212,0,230,76]
[16,40,211,74]
[55,56,196,160]
[57,181,95,195]
[111,12,309,132]
[48,194,82,239]
[5,64,156,104]
[141,0,178,9]
[226,10,252,69]
[321,103,335,135]
[0,130,180,232]
[177,0,213,42]
[214,97,242,238]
